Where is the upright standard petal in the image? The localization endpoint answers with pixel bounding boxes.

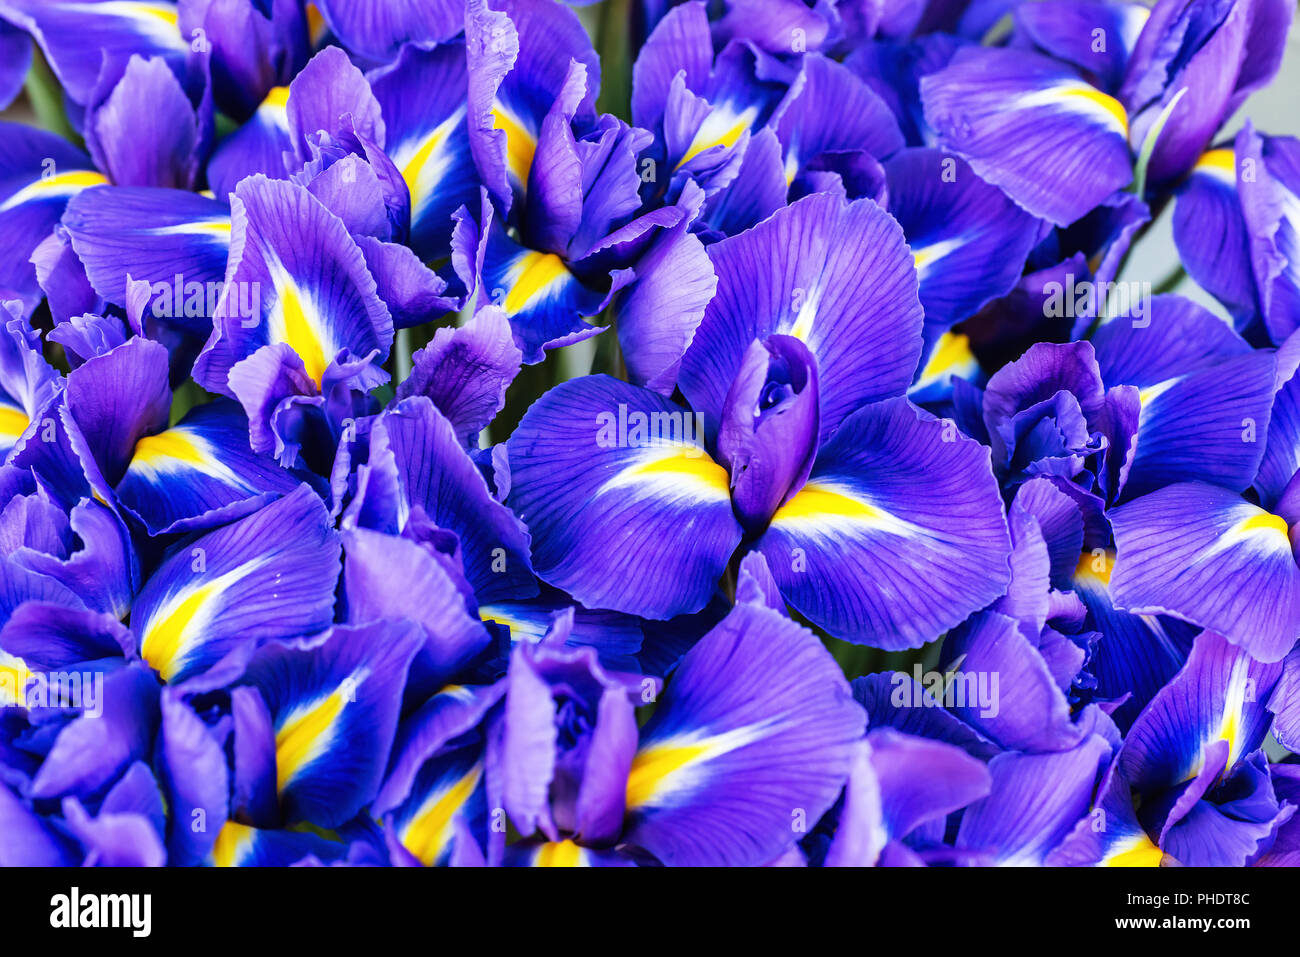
[193,174,393,396]
[680,191,924,445]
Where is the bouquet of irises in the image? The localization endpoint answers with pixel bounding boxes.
[0,0,1297,868]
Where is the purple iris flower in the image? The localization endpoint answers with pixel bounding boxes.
[507,190,1013,648]
[2,0,1300,872]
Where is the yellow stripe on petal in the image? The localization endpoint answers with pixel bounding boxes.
[1217,656,1252,769]
[398,109,465,217]
[148,219,232,239]
[262,85,291,111]
[1136,378,1178,410]
[133,429,208,468]
[211,821,254,867]
[626,722,775,809]
[139,583,217,681]
[911,237,964,277]
[675,104,759,171]
[1018,83,1128,136]
[478,606,544,642]
[305,3,328,44]
[503,251,571,315]
[1195,148,1237,185]
[1218,508,1293,554]
[625,740,711,808]
[74,2,182,36]
[128,427,255,492]
[1062,84,1129,135]
[276,693,346,792]
[769,482,889,528]
[786,286,823,343]
[492,104,537,188]
[0,404,30,440]
[400,764,483,865]
[535,840,585,867]
[1235,512,1290,538]
[0,651,30,708]
[1073,549,1114,585]
[920,331,976,380]
[115,1,179,28]
[267,269,332,388]
[0,170,109,212]
[1104,834,1165,867]
[624,448,731,499]
[138,562,263,681]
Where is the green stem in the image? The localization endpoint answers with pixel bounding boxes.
[1152,264,1187,296]
[24,45,78,144]
[595,0,632,121]
[394,327,413,382]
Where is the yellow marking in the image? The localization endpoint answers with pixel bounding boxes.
[401,765,483,865]
[1218,657,1251,768]
[0,170,108,212]
[492,105,536,187]
[478,607,542,641]
[627,450,731,497]
[1196,148,1236,177]
[1192,144,1248,189]
[0,405,30,439]
[787,286,824,343]
[130,2,179,27]
[1105,835,1164,867]
[675,105,759,170]
[911,237,964,276]
[922,332,975,379]
[399,112,463,214]
[535,840,584,867]
[77,2,179,29]
[139,561,263,680]
[305,3,328,43]
[1065,84,1129,135]
[273,280,330,387]
[401,132,447,196]
[211,821,253,867]
[769,483,888,526]
[625,740,711,808]
[276,688,348,792]
[1234,512,1290,539]
[1074,550,1113,585]
[0,653,30,707]
[262,85,291,110]
[149,219,232,238]
[140,583,217,681]
[1136,379,1178,409]
[503,251,570,315]
[129,427,255,492]
[789,310,814,342]
[133,429,207,468]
